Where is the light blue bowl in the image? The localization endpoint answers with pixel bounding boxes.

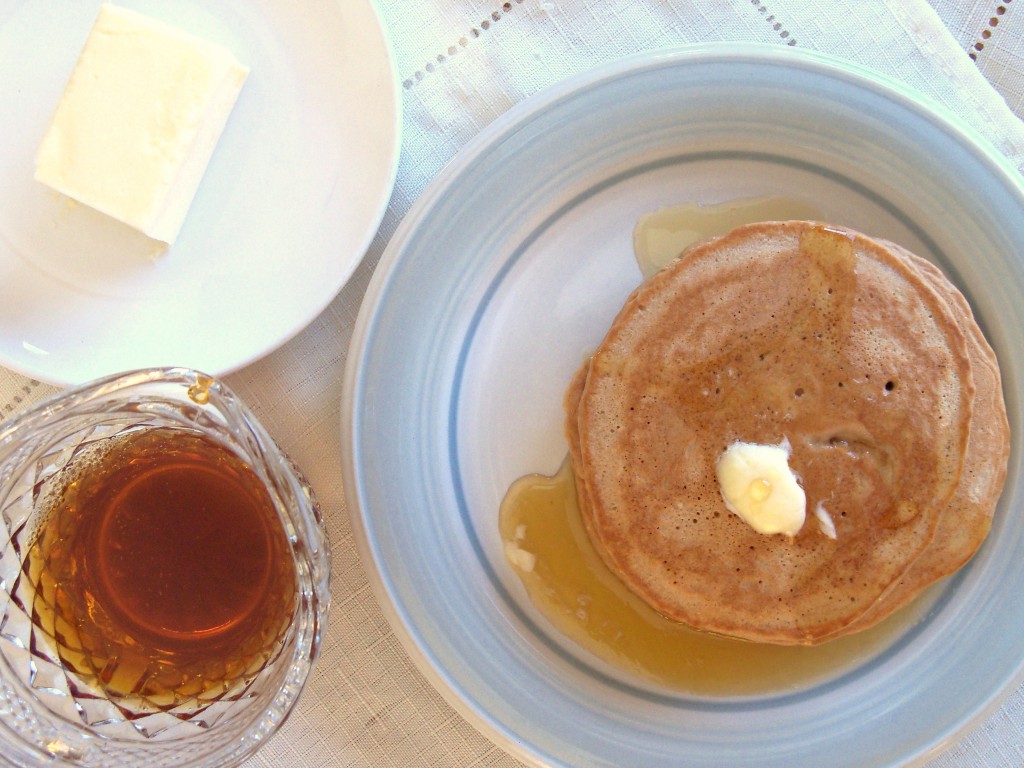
[342,43,1024,767]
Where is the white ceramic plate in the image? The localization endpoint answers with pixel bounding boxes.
[0,0,400,385]
[343,45,1024,767]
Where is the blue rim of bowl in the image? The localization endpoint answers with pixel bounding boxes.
[344,42,1024,765]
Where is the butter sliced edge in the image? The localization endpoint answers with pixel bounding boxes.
[34,4,249,245]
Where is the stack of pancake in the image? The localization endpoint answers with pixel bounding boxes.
[565,221,1009,645]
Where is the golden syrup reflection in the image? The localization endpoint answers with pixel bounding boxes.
[632,195,826,279]
[27,428,296,709]
[499,460,938,696]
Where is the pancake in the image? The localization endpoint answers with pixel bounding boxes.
[566,221,977,645]
[824,244,1009,637]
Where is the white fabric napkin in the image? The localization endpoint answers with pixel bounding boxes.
[2,1,1023,766]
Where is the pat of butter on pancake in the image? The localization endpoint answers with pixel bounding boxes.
[716,441,806,537]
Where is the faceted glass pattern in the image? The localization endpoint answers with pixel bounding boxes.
[0,369,330,768]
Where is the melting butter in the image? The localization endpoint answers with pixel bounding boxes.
[632,196,826,279]
[716,440,806,537]
[815,501,838,540]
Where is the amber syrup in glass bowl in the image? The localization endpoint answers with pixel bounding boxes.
[27,427,297,708]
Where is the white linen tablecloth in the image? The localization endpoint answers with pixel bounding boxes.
[2,1,1023,765]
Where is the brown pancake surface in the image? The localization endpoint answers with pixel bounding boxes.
[567,221,975,644]
[826,244,1010,636]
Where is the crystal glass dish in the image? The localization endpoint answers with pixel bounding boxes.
[0,367,331,768]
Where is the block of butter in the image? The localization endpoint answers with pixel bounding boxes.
[35,4,248,245]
